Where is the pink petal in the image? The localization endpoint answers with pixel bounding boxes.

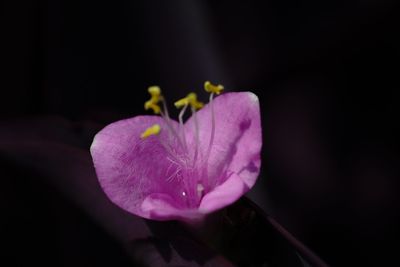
[199,172,248,213]
[141,193,203,221]
[185,92,262,190]
[141,172,249,220]
[90,116,187,219]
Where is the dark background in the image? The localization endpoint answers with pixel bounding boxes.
[1,0,399,266]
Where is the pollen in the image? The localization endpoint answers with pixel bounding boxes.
[144,86,163,114]
[174,92,204,110]
[144,101,161,114]
[204,81,224,95]
[148,86,162,100]
[141,124,161,139]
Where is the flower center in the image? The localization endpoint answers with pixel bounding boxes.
[140,81,224,207]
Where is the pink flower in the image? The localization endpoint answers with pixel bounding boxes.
[90,82,262,222]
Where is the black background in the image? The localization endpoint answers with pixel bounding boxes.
[1,0,399,266]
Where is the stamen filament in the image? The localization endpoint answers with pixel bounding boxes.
[191,106,200,167]
[178,103,189,151]
[205,92,216,163]
[160,102,186,152]
[144,86,186,153]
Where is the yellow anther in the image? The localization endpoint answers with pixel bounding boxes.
[141,124,161,139]
[174,97,189,108]
[144,86,163,114]
[187,93,204,110]
[144,101,161,114]
[204,81,224,95]
[148,86,161,101]
[174,92,204,110]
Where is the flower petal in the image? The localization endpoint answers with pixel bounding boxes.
[185,92,262,189]
[141,193,203,221]
[199,172,248,213]
[90,115,187,219]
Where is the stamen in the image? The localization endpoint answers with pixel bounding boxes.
[174,92,204,158]
[144,101,161,114]
[187,93,204,110]
[143,86,188,154]
[141,83,227,201]
[174,97,190,109]
[203,81,225,180]
[174,92,204,110]
[204,81,224,95]
[178,103,189,150]
[204,92,216,163]
[144,86,163,114]
[148,86,161,98]
[191,106,200,167]
[159,101,188,155]
[141,124,161,139]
